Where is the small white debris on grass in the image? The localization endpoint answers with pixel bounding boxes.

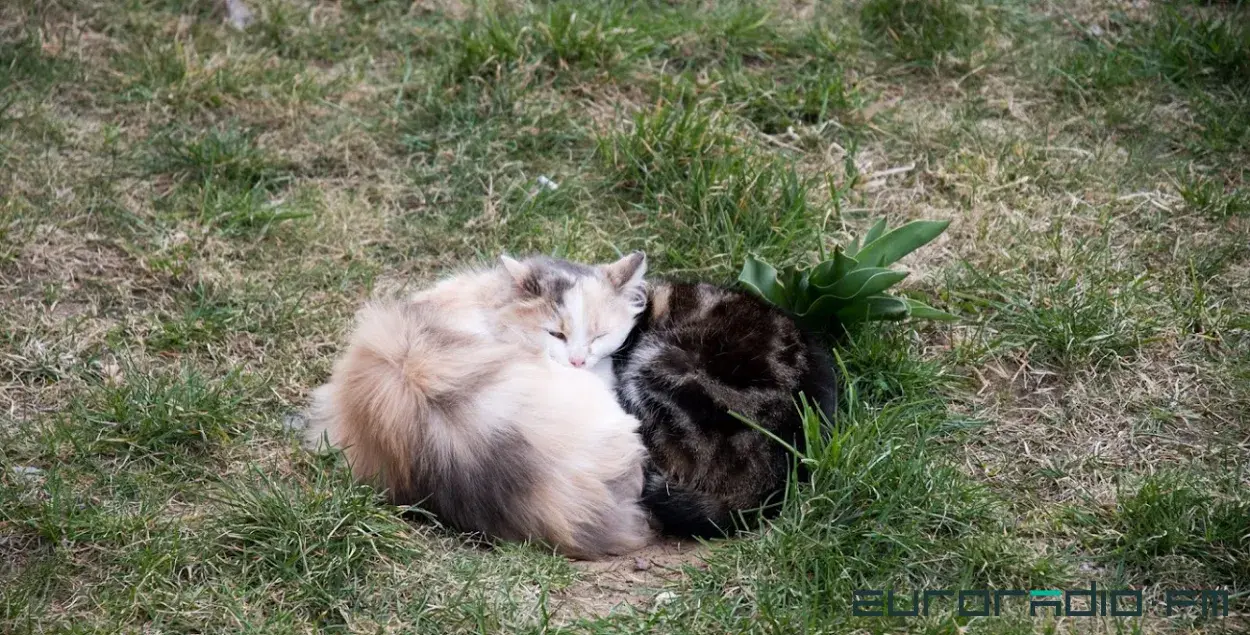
[96,360,124,385]
[653,591,677,608]
[225,0,254,30]
[526,175,561,199]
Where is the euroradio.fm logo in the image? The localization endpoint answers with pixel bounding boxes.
[852,583,1231,618]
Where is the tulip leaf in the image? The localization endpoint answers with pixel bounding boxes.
[735,217,951,330]
[862,217,888,246]
[738,255,789,307]
[904,298,959,321]
[814,267,909,300]
[836,295,910,322]
[809,248,859,288]
[855,220,950,267]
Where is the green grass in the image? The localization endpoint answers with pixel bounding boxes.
[1179,175,1250,221]
[207,462,421,621]
[596,100,829,275]
[718,66,861,134]
[149,126,287,189]
[1057,3,1250,92]
[0,34,80,94]
[961,267,1158,369]
[1105,471,1249,582]
[141,125,313,235]
[860,0,1002,67]
[1,0,1248,632]
[454,3,648,80]
[1055,2,1250,160]
[75,367,254,460]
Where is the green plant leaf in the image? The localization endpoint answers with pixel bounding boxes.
[794,294,844,321]
[782,265,807,291]
[736,219,951,331]
[862,217,888,246]
[815,267,909,300]
[854,220,950,267]
[808,248,859,287]
[844,234,861,258]
[791,266,814,314]
[904,298,959,321]
[809,261,835,287]
[833,249,858,280]
[738,256,790,308]
[836,294,910,323]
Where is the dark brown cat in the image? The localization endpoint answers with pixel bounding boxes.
[611,280,839,537]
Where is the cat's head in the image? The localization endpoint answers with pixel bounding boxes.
[499,252,647,370]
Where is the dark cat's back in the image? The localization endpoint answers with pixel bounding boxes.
[613,280,838,537]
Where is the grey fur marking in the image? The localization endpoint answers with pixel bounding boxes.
[401,425,543,542]
[517,258,586,302]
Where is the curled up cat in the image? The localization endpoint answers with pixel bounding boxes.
[477,252,840,539]
[610,279,840,538]
[304,252,652,559]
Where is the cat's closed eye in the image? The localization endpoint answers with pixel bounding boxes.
[547,330,567,341]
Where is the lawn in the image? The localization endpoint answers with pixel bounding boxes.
[1,0,1247,632]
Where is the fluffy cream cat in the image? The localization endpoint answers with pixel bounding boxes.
[305,253,650,559]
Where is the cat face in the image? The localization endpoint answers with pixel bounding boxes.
[500,252,647,371]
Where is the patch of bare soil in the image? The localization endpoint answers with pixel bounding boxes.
[550,538,710,622]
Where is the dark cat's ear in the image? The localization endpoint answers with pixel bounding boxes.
[500,255,537,295]
[603,251,646,290]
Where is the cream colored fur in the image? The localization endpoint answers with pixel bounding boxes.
[305,265,651,559]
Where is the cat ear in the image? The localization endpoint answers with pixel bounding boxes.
[500,254,528,282]
[604,251,647,314]
[603,251,646,291]
[500,254,539,295]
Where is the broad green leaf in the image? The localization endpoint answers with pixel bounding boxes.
[905,298,959,321]
[844,234,861,258]
[738,256,789,308]
[793,294,844,321]
[782,265,807,291]
[814,267,909,300]
[808,248,859,287]
[854,220,950,267]
[862,217,888,246]
[792,267,813,314]
[736,217,950,331]
[836,294,910,323]
[809,260,836,288]
[832,249,858,281]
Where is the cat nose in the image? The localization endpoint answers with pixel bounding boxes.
[569,356,585,367]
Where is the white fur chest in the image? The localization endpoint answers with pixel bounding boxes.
[590,358,616,390]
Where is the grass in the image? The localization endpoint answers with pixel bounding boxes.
[860,0,999,66]
[1055,1,1250,160]
[453,3,648,80]
[207,462,420,621]
[1,0,1248,632]
[1105,471,1249,582]
[1179,175,1250,221]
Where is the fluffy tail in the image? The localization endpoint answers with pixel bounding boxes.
[306,301,502,502]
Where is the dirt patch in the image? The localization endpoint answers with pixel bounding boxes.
[549,538,709,622]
